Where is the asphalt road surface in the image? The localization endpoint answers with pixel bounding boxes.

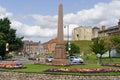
[0,56,34,64]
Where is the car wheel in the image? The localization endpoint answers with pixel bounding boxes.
[46,59,49,62]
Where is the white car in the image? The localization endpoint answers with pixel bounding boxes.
[45,56,54,62]
[68,56,84,64]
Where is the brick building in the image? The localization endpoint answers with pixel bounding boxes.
[22,40,41,55]
[42,38,67,54]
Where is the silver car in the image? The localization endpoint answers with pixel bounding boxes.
[45,56,54,62]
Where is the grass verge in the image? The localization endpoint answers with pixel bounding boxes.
[0,63,120,76]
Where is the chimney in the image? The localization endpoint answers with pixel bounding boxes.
[101,25,106,30]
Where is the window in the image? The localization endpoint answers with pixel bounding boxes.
[77,34,79,37]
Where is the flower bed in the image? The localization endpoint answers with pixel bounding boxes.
[101,63,120,67]
[0,63,26,69]
[44,68,120,73]
[34,62,84,67]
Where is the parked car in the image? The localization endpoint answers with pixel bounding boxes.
[68,56,84,64]
[45,56,54,62]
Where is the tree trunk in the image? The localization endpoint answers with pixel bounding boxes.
[109,49,112,63]
[99,55,102,64]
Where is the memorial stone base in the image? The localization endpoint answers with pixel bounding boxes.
[52,59,69,65]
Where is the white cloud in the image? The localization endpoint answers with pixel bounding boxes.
[11,20,57,38]
[0,6,12,18]
[0,6,57,41]
[1,0,120,42]
[64,0,120,27]
[32,15,58,28]
[32,14,79,39]
[31,0,120,41]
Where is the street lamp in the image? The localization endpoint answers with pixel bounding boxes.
[64,25,71,54]
[6,43,9,52]
[97,53,101,65]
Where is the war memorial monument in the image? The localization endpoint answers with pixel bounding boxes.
[52,3,69,65]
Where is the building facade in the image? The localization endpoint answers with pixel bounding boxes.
[42,38,67,54]
[71,19,120,41]
[98,19,120,57]
[22,40,41,55]
[98,19,120,37]
[72,26,94,40]
[92,27,100,38]
[42,38,57,54]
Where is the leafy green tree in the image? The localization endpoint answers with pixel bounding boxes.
[0,32,6,58]
[0,18,23,58]
[90,38,100,55]
[112,36,120,54]
[0,32,5,46]
[90,37,107,63]
[103,36,114,61]
[66,42,80,56]
[116,44,120,53]
[112,36,120,45]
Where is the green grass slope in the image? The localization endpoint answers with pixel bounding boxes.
[71,40,92,53]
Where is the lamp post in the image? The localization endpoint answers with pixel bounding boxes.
[6,43,9,52]
[97,53,101,65]
[64,25,71,54]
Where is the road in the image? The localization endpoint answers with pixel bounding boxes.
[0,56,34,64]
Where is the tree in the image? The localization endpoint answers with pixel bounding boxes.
[65,42,80,56]
[0,32,5,46]
[103,36,114,61]
[0,18,23,58]
[90,37,107,63]
[0,32,6,58]
[112,36,120,54]
[116,44,120,53]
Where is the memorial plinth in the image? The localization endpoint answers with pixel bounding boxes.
[52,3,69,65]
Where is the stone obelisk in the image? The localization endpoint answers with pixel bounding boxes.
[52,3,69,65]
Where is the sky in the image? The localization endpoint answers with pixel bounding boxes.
[0,0,120,43]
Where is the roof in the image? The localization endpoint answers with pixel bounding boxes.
[99,25,119,33]
[42,38,68,45]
